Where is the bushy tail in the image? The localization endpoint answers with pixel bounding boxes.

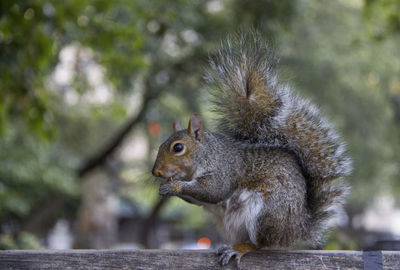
[206,31,352,244]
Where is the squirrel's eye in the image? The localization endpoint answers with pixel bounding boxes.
[172,143,184,154]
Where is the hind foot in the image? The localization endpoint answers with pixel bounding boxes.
[217,243,256,269]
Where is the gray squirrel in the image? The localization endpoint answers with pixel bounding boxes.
[152,31,352,267]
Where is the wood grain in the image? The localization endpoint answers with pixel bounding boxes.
[0,249,398,270]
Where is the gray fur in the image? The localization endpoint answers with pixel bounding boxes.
[153,31,352,255]
[205,31,352,245]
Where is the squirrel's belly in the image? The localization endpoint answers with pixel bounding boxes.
[213,189,264,245]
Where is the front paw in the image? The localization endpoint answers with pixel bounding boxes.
[159,182,181,197]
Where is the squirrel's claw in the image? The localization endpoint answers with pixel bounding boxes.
[217,245,241,268]
[217,243,256,269]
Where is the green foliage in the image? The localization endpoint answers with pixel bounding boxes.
[363,0,400,38]
[0,1,78,137]
[0,124,79,220]
[324,230,358,250]
[0,232,44,250]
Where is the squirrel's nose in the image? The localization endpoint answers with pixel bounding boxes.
[152,167,164,177]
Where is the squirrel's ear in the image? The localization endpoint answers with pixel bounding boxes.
[188,113,204,141]
[173,118,183,132]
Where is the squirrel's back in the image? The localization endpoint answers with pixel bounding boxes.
[206,31,352,246]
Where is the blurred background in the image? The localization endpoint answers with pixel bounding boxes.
[0,0,400,251]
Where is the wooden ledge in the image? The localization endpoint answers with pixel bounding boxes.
[0,249,399,270]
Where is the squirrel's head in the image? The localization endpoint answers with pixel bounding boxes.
[152,113,205,182]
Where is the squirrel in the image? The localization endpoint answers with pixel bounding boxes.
[152,31,352,268]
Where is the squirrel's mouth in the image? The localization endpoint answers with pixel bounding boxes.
[156,173,178,182]
[162,174,192,182]
[155,170,193,182]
